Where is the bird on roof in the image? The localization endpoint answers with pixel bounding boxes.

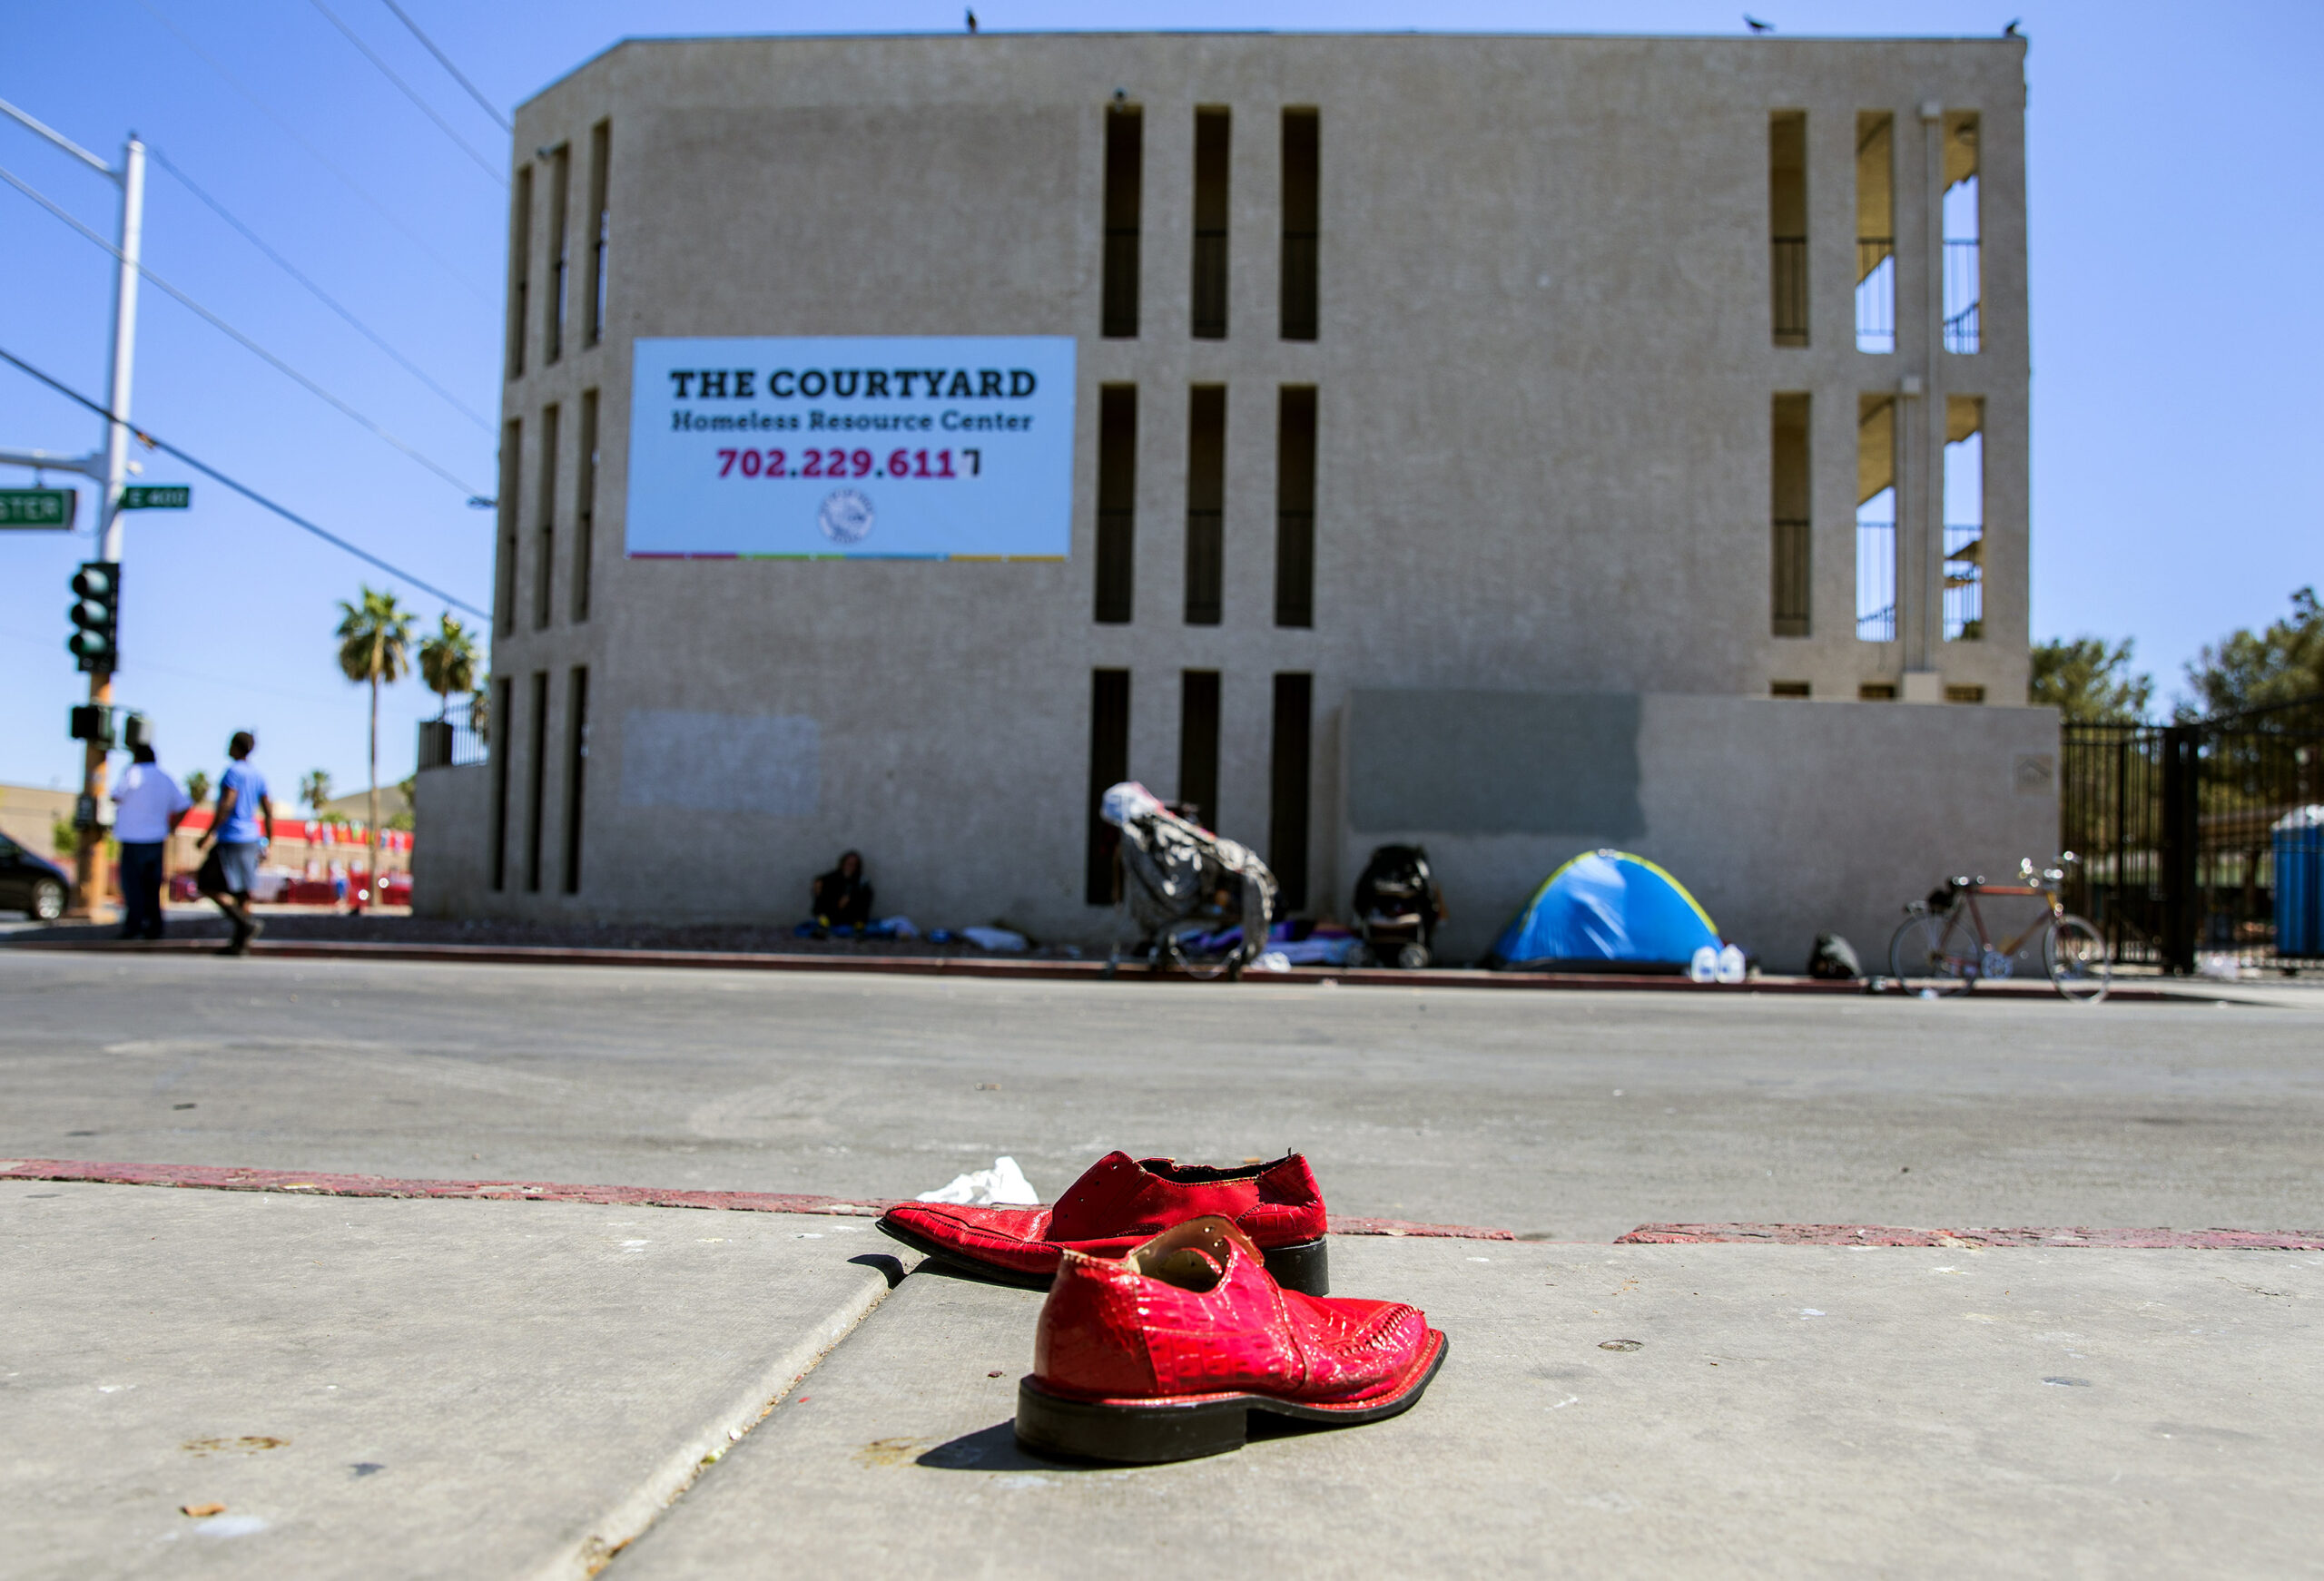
[1744,14,1773,31]
[2004,18,2022,35]
[966,7,979,32]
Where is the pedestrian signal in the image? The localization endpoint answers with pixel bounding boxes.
[68,704,115,746]
[68,561,121,673]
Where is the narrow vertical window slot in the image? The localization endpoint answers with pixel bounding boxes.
[1269,673,1312,912]
[1280,108,1318,341]
[1275,386,1316,627]
[1855,113,1896,353]
[1184,386,1226,624]
[497,418,521,637]
[544,145,569,365]
[1769,113,1807,347]
[1771,393,1811,636]
[1943,113,1981,354]
[525,671,549,892]
[1178,671,1221,830]
[1191,108,1231,339]
[507,165,532,378]
[563,666,588,893]
[535,404,559,630]
[1094,386,1137,623]
[1944,396,1984,640]
[489,675,512,890]
[1102,105,1143,339]
[585,121,610,346]
[1856,395,1898,643]
[573,391,597,622]
[1086,670,1131,904]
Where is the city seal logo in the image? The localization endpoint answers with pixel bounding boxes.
[817,487,875,545]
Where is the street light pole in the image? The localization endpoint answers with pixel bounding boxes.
[59,133,146,919]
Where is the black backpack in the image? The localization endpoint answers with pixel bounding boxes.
[1807,933,1861,979]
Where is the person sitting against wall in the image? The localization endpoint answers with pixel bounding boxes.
[811,850,875,935]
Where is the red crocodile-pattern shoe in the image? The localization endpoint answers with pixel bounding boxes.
[877,1151,1332,1294]
[1014,1215,1447,1464]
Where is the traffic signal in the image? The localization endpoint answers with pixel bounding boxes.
[67,561,121,673]
[122,712,152,751]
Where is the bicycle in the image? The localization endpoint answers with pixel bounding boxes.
[1888,855,2112,1004]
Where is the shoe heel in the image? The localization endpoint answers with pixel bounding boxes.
[1014,1380,1250,1464]
[1261,1236,1330,1297]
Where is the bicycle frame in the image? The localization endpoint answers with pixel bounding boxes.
[1942,881,2067,966]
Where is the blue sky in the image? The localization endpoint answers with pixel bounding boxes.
[2,0,2319,799]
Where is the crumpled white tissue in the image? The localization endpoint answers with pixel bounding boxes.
[917,1154,1041,1206]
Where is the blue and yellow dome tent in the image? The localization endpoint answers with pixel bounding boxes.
[1486,849,1721,970]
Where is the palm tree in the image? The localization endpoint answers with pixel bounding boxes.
[300,768,334,818]
[418,613,478,721]
[335,585,416,892]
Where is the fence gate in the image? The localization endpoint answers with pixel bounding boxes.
[2062,696,2324,974]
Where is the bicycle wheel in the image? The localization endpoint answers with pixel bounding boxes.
[1890,911,1974,993]
[2043,915,2112,1004]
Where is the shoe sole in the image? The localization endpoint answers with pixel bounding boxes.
[875,1217,1330,1297]
[1014,1328,1447,1465]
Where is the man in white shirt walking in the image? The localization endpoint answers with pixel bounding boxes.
[112,742,193,940]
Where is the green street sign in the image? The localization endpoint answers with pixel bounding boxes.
[0,488,77,529]
[120,485,191,510]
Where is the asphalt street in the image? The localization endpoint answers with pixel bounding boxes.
[4,951,2319,1241]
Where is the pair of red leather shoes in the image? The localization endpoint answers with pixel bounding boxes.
[878,1152,1447,1463]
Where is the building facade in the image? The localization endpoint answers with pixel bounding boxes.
[419,31,2057,966]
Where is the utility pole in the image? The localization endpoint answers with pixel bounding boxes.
[0,100,145,918]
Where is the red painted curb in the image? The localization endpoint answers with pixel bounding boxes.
[5,1163,2308,1248]
[0,936,2189,999]
[1618,1222,2324,1250]
[0,1158,1514,1240]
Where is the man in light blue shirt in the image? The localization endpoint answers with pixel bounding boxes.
[196,731,273,955]
[111,741,191,940]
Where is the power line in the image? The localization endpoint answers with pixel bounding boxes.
[148,145,494,433]
[377,0,511,133]
[0,159,487,498]
[304,0,505,186]
[132,0,491,304]
[0,344,489,620]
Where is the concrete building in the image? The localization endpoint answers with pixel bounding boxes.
[418,30,2059,967]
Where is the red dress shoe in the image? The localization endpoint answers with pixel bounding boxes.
[878,1151,1332,1294]
[1014,1215,1446,1463]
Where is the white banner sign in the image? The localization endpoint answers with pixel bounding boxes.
[625,335,1076,560]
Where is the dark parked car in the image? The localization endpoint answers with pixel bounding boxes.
[0,832,70,920]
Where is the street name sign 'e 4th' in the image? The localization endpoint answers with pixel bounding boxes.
[0,488,77,528]
[119,485,191,510]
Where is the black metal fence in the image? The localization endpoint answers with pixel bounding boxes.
[2062,695,2324,973]
[416,693,490,771]
[1943,239,1981,354]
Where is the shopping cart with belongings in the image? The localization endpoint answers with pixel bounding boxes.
[1100,781,1279,979]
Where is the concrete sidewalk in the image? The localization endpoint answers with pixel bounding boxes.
[8,1181,2319,1578]
[0,1182,906,1581]
[620,1236,2324,1578]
